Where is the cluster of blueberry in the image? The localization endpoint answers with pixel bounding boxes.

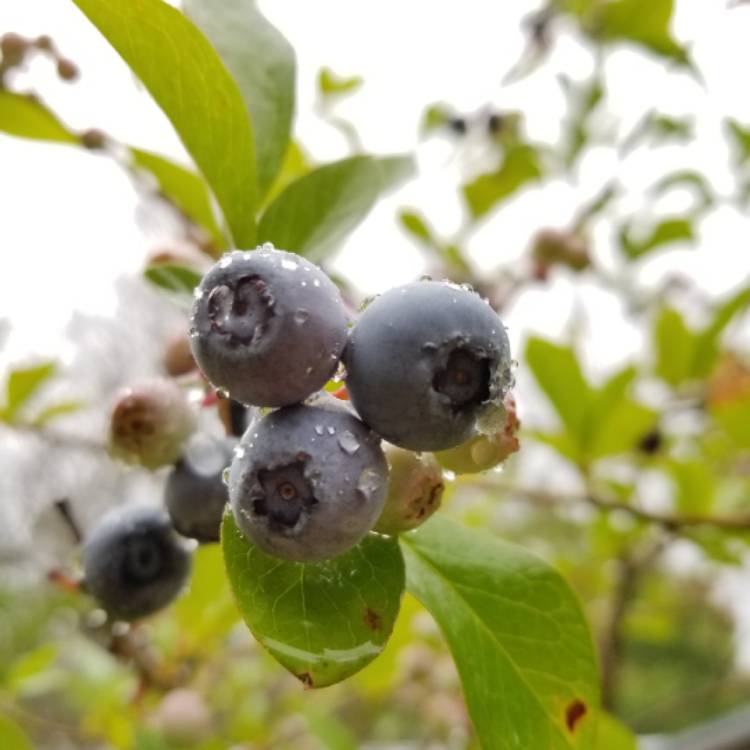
[192,244,513,562]
[82,244,516,622]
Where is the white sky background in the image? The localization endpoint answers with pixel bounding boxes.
[2,0,750,662]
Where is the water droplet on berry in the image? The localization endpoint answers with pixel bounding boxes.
[281,258,298,271]
[442,469,456,482]
[294,310,309,325]
[337,431,360,454]
[327,425,336,435]
[222,467,231,486]
[262,242,275,252]
[314,425,325,435]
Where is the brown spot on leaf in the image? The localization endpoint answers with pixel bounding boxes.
[565,699,587,732]
[298,672,313,689]
[364,606,382,631]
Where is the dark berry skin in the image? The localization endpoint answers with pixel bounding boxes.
[165,436,235,543]
[82,506,191,621]
[345,281,512,452]
[190,245,348,407]
[229,402,388,562]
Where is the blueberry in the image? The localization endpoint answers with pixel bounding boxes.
[374,445,444,535]
[228,401,388,562]
[82,506,192,621]
[165,434,235,542]
[344,281,512,451]
[189,245,349,407]
[109,378,196,470]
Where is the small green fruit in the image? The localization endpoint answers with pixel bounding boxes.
[375,445,444,535]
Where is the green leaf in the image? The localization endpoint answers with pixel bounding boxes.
[691,285,750,378]
[653,307,696,386]
[262,140,311,209]
[143,264,202,296]
[585,0,690,67]
[594,713,638,750]
[402,516,599,750]
[0,715,34,750]
[621,110,694,153]
[184,0,295,199]
[463,144,543,219]
[130,148,225,249]
[668,459,716,514]
[222,513,405,688]
[726,118,750,166]
[2,362,56,423]
[0,91,79,145]
[572,183,618,232]
[712,397,750,449]
[30,400,85,427]
[585,368,656,459]
[71,0,256,246]
[561,74,605,167]
[399,210,434,246]
[525,337,593,447]
[650,170,713,211]
[318,67,363,98]
[258,155,414,263]
[619,217,694,259]
[173,544,240,651]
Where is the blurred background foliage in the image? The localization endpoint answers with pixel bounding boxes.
[2,0,750,748]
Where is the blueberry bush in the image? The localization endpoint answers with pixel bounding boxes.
[1,2,750,749]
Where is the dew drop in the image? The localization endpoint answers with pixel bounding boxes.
[313,279,321,287]
[442,469,456,482]
[233,446,246,460]
[337,431,360,455]
[357,469,381,498]
[216,388,230,399]
[327,425,336,436]
[314,425,325,435]
[294,310,310,325]
[219,255,233,268]
[281,258,298,271]
[262,241,275,252]
[193,287,204,300]
[222,467,231,486]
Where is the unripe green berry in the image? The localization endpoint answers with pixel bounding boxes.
[374,445,444,535]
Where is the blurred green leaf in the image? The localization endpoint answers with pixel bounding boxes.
[0,91,79,144]
[131,148,225,249]
[650,170,713,211]
[463,144,543,219]
[526,337,593,445]
[668,459,716,514]
[712,397,750,449]
[258,154,414,262]
[263,140,311,208]
[572,183,618,232]
[222,514,405,688]
[1,362,56,424]
[318,67,363,98]
[561,74,605,167]
[692,285,750,378]
[402,515,599,750]
[621,111,694,153]
[143,264,202,296]
[0,715,34,750]
[29,400,85,427]
[421,103,451,134]
[304,708,359,750]
[619,217,694,259]
[653,307,696,386]
[594,713,638,749]
[399,210,434,245]
[585,0,690,66]
[185,0,295,199]
[173,544,240,651]
[71,0,257,246]
[586,368,656,459]
[6,643,58,692]
[726,118,750,166]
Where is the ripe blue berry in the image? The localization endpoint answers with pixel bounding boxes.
[82,506,191,621]
[344,281,512,451]
[189,245,348,407]
[228,402,388,562]
[165,435,235,542]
